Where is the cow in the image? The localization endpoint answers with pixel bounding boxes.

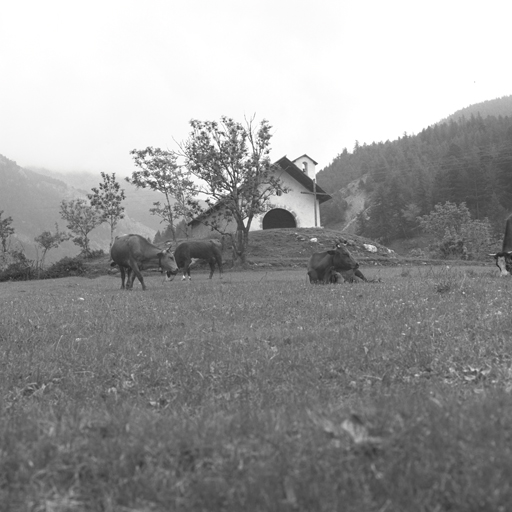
[490,214,512,276]
[307,241,366,284]
[167,240,223,281]
[110,234,178,290]
[327,268,368,284]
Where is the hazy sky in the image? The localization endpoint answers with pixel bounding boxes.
[2,0,511,177]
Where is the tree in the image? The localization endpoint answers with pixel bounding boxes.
[88,172,126,247]
[0,211,15,252]
[59,199,103,257]
[181,116,287,264]
[418,201,494,259]
[418,201,472,240]
[127,147,196,241]
[34,224,69,269]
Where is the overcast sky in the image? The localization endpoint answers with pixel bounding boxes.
[1,0,511,178]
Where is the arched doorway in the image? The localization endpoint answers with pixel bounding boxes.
[262,208,296,229]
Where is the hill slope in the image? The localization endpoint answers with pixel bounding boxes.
[0,155,156,263]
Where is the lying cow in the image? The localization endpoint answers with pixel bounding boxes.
[167,240,223,280]
[490,214,512,276]
[110,234,178,290]
[328,268,368,284]
[307,241,366,284]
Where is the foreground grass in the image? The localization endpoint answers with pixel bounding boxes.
[1,265,512,511]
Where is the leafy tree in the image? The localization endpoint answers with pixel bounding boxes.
[418,201,472,239]
[59,199,103,257]
[127,147,196,241]
[0,210,15,253]
[418,201,494,259]
[181,116,287,264]
[88,172,126,247]
[34,224,69,269]
[460,218,495,260]
[401,202,422,236]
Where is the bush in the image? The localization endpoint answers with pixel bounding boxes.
[420,202,496,260]
[0,251,34,281]
[0,260,34,281]
[41,257,86,279]
[81,248,105,259]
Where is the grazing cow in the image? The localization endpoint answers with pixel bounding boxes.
[490,214,512,276]
[167,240,223,280]
[307,242,366,284]
[110,234,178,290]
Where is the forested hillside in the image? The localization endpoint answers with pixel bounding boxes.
[318,95,512,244]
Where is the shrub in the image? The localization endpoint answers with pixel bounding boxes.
[0,251,34,281]
[420,202,496,260]
[41,257,86,279]
[0,260,34,281]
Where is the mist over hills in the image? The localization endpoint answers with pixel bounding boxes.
[31,167,165,233]
[0,156,159,263]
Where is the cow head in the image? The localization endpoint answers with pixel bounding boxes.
[490,251,512,276]
[328,242,359,271]
[159,249,179,275]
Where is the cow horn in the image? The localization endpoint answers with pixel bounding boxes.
[489,253,497,257]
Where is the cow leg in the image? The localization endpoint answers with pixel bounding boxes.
[208,258,215,279]
[119,266,126,289]
[323,267,335,284]
[128,260,146,290]
[214,254,223,278]
[354,269,368,282]
[307,270,319,283]
[181,257,192,280]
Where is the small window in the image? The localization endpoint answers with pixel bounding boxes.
[302,162,308,173]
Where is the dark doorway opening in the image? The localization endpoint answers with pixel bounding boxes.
[262,208,296,229]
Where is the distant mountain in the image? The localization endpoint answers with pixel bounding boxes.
[0,155,157,263]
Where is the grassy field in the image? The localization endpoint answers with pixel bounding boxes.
[1,263,512,511]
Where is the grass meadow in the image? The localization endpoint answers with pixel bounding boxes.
[2,264,512,511]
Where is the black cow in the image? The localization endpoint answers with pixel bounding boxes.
[167,240,223,280]
[110,234,178,290]
[490,214,512,276]
[307,242,366,284]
